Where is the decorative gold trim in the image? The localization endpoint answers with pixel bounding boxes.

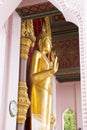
[20,38,32,60]
[20,19,36,60]
[17,82,31,123]
[45,16,52,42]
[50,113,56,129]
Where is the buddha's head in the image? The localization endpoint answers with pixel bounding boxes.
[36,23,52,54]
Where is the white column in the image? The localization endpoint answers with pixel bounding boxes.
[0,26,6,123]
[0,12,21,130]
[52,76,57,130]
[76,1,87,129]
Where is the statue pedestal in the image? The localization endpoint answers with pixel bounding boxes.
[32,114,50,130]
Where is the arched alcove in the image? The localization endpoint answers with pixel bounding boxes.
[62,108,76,130]
[47,1,87,129]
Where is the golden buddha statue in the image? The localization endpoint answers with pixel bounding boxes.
[30,24,58,130]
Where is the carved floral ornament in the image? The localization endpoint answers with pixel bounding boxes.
[64,0,80,9]
[48,0,82,26]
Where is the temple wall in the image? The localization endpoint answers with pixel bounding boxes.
[0,12,21,130]
[0,26,7,126]
[56,81,82,130]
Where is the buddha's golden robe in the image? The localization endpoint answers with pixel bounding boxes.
[30,50,53,130]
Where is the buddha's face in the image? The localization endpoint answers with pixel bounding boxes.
[39,37,52,54]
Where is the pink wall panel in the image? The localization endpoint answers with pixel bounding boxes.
[56,81,82,130]
[18,0,48,7]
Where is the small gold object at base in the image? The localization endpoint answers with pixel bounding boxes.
[17,82,30,123]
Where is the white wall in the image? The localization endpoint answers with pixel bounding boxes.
[0,25,6,121]
[0,0,22,29]
[0,12,21,130]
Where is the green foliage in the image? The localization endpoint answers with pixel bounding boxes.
[64,109,76,130]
